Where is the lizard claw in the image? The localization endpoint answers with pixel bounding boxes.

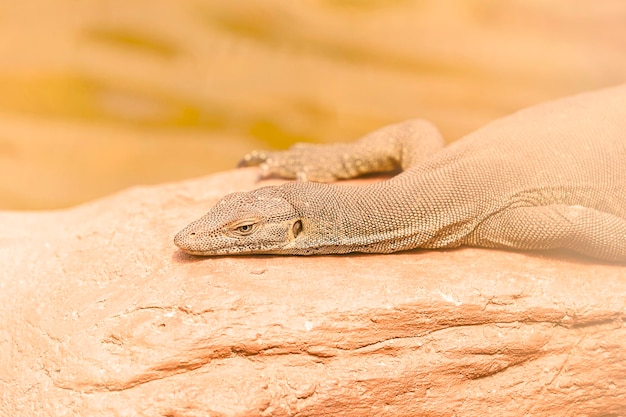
[237,145,341,182]
[237,150,270,167]
[258,163,272,179]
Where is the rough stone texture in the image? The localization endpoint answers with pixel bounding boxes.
[1,169,625,416]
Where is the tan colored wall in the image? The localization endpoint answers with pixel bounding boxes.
[1,1,625,209]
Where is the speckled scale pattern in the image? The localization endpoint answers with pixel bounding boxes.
[175,85,626,261]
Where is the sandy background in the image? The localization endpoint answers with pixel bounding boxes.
[0,0,625,209]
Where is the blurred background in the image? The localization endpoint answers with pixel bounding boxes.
[0,0,625,209]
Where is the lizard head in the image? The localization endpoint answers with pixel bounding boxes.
[174,186,302,255]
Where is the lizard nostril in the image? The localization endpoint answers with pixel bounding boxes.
[190,232,196,236]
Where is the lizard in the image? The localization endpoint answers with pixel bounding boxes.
[174,84,626,261]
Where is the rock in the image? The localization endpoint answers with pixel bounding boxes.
[1,169,625,416]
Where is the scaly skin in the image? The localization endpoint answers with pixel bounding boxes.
[174,85,626,261]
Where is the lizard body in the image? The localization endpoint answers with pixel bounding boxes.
[174,85,626,261]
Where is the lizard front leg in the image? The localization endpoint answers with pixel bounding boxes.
[468,205,626,262]
[238,119,445,182]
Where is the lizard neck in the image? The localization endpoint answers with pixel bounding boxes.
[278,177,481,254]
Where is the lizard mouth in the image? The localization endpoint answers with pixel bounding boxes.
[176,246,284,256]
[174,229,289,256]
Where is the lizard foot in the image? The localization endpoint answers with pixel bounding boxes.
[237,119,445,182]
[238,143,351,182]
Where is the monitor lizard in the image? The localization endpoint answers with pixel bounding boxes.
[174,84,626,261]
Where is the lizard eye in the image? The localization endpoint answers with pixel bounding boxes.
[229,221,258,236]
[238,224,253,233]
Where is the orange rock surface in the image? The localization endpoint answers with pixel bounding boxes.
[1,170,625,416]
